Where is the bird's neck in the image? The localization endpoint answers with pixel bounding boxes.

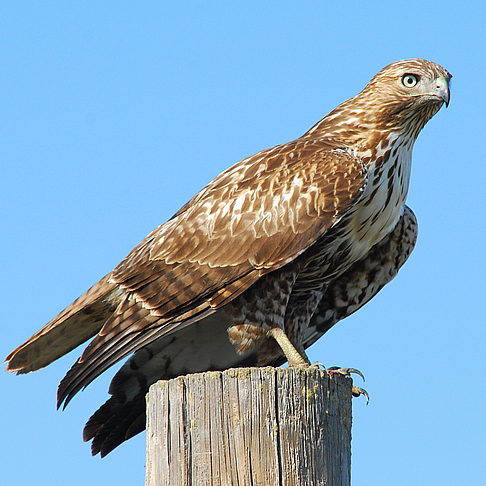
[303,95,434,166]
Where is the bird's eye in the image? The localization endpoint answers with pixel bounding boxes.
[401,74,419,88]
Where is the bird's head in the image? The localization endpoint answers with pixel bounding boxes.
[360,58,452,132]
[307,59,451,145]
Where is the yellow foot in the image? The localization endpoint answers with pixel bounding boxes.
[267,327,310,367]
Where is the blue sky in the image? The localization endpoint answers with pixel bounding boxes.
[2,2,484,485]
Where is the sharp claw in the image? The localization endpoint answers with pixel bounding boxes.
[322,366,368,402]
[347,368,365,382]
[326,366,365,382]
[352,386,369,404]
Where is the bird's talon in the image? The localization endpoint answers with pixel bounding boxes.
[352,386,369,404]
[326,366,365,382]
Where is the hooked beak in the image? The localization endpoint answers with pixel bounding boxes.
[435,76,450,107]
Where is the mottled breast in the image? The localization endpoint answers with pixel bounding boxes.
[298,137,414,282]
[346,138,413,257]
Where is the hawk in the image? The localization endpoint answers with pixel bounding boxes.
[6,59,451,457]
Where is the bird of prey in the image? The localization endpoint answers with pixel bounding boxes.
[6,58,451,457]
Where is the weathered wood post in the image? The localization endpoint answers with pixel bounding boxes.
[145,367,352,486]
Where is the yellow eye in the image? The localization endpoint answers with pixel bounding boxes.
[402,74,419,88]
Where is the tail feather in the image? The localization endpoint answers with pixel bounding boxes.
[5,274,119,373]
[84,395,146,457]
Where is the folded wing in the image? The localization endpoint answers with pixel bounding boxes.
[6,137,368,410]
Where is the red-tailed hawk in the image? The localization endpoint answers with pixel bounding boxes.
[6,59,451,456]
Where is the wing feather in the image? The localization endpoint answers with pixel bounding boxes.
[15,137,368,405]
[6,275,118,373]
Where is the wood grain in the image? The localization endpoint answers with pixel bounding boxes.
[146,367,352,486]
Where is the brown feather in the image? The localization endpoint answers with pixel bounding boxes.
[55,144,367,405]
[6,275,118,373]
[5,58,451,456]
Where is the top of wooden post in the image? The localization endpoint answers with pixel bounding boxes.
[146,367,353,486]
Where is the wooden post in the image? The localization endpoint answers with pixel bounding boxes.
[145,367,352,486]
